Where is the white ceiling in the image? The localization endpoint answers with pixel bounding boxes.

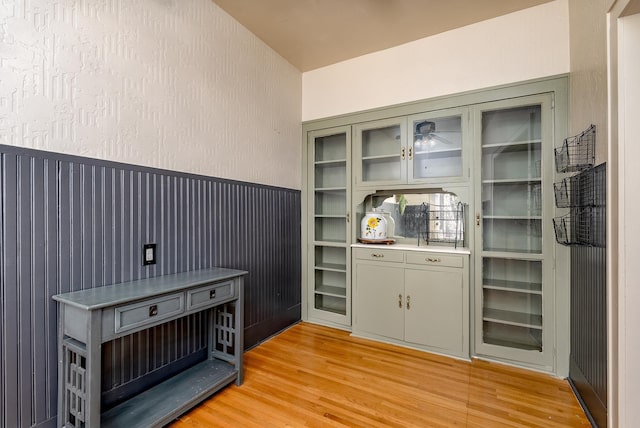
[211,0,554,72]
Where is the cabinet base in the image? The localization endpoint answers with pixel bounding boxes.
[350,331,470,362]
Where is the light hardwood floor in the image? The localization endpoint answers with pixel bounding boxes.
[171,322,590,427]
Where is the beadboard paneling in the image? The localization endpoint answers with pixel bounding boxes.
[0,144,301,428]
[569,163,607,427]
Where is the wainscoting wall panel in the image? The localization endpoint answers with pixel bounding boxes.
[0,144,301,428]
[569,163,607,427]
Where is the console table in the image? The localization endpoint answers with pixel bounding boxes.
[53,267,246,428]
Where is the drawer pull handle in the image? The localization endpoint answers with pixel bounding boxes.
[398,294,402,308]
[426,257,441,263]
[209,289,217,299]
[149,305,158,317]
[371,253,384,258]
[406,295,411,310]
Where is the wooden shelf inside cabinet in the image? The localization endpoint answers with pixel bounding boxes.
[482,178,541,184]
[313,241,348,248]
[314,285,347,297]
[314,158,347,166]
[483,308,542,329]
[483,215,542,220]
[482,247,543,255]
[483,328,542,351]
[361,153,401,162]
[482,139,542,153]
[413,148,462,157]
[315,187,346,192]
[483,278,542,295]
[314,262,347,272]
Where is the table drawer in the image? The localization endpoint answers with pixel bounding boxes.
[405,252,464,268]
[187,281,235,311]
[115,293,184,334]
[354,247,404,263]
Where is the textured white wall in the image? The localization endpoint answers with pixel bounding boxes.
[302,0,570,121]
[0,0,302,189]
[569,0,609,164]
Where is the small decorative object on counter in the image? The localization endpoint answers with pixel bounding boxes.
[380,210,395,238]
[361,211,387,240]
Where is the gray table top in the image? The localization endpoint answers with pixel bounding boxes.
[53,267,247,310]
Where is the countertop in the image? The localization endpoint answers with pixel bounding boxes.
[351,243,471,255]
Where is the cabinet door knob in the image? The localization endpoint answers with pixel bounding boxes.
[346,212,350,223]
[209,289,217,299]
[401,146,405,160]
[476,213,480,226]
[406,295,411,310]
[398,293,403,308]
[408,147,413,160]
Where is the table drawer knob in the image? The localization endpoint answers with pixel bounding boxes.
[149,305,158,317]
[209,289,217,299]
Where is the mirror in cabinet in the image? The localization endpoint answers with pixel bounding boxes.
[355,191,467,249]
[308,127,352,326]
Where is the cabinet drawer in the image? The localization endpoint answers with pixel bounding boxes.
[405,252,464,268]
[187,281,235,311]
[115,293,185,334]
[354,247,404,263]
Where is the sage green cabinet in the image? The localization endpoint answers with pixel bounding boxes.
[407,107,469,183]
[352,246,469,359]
[354,117,407,187]
[473,94,556,371]
[353,108,469,189]
[307,126,351,327]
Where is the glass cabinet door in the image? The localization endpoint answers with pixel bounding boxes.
[408,108,466,182]
[475,96,554,369]
[308,127,351,326]
[354,117,406,187]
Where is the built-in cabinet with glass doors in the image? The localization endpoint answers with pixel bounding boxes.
[307,127,351,327]
[303,78,566,374]
[353,108,468,188]
[474,95,555,371]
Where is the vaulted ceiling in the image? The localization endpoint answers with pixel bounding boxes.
[211,0,555,71]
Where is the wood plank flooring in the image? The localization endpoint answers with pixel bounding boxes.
[171,322,590,427]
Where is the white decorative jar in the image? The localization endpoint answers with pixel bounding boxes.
[361,211,387,240]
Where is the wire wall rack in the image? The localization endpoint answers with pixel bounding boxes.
[553,205,606,247]
[554,124,596,174]
[553,166,605,208]
[553,125,605,246]
[419,202,465,248]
